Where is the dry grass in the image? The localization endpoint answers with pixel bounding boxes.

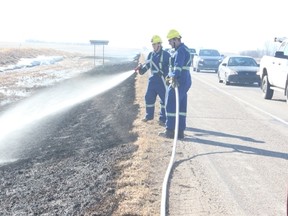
[114,54,172,215]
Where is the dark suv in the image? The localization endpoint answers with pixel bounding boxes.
[193,49,223,72]
[188,48,197,64]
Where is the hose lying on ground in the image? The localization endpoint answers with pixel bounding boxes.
[160,85,179,216]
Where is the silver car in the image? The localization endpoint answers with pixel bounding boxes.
[218,55,261,86]
[193,49,222,72]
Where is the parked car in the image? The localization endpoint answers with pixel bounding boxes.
[218,55,261,86]
[193,49,222,72]
[188,48,197,64]
[164,48,175,56]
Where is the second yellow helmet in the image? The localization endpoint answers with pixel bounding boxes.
[167,29,181,40]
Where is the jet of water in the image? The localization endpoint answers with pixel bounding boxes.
[0,70,135,162]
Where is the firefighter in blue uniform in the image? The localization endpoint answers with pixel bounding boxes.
[159,29,192,139]
[135,35,171,125]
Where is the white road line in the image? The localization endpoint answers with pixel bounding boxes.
[193,75,288,126]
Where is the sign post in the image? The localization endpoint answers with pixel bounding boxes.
[89,40,109,67]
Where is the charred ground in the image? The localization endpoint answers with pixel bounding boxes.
[0,48,170,216]
[0,58,140,215]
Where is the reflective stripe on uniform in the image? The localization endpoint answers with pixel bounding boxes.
[173,66,190,71]
[149,51,164,76]
[146,103,155,108]
[179,112,187,116]
[166,112,187,117]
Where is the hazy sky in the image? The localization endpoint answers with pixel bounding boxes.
[1,0,287,52]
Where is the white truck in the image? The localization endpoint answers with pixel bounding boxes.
[258,37,288,102]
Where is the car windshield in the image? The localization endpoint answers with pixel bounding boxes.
[228,57,258,67]
[199,49,220,56]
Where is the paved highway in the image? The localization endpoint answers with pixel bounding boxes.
[168,70,288,215]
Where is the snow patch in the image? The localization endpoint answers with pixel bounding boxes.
[0,55,64,72]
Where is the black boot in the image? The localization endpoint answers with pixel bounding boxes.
[158,129,174,139]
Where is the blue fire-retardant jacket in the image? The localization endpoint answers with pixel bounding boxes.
[139,48,171,78]
[168,43,192,90]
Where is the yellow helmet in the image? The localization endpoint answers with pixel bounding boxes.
[167,29,181,40]
[151,35,162,44]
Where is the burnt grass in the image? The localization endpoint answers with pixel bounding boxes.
[0,60,140,215]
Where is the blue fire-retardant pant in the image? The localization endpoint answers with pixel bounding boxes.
[165,84,190,131]
[144,74,166,123]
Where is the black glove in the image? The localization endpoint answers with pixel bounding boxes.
[134,63,142,73]
[165,76,171,86]
[165,76,179,88]
[171,77,179,88]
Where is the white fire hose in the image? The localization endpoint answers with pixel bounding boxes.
[160,85,179,216]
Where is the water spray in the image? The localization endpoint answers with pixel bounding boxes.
[0,70,135,163]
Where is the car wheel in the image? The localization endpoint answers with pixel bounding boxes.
[224,80,230,85]
[286,85,288,104]
[218,72,223,83]
[223,74,230,85]
[262,75,273,99]
[285,77,288,104]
